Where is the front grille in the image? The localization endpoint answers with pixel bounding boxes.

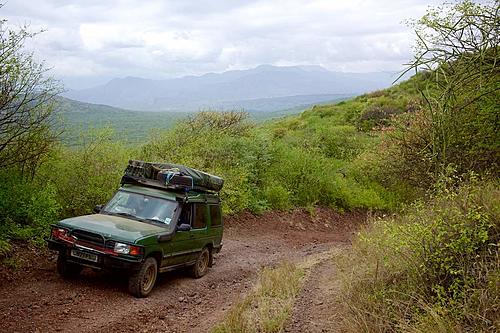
[71,229,105,247]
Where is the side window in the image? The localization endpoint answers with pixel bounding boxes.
[192,203,207,229]
[179,204,191,226]
[209,205,222,226]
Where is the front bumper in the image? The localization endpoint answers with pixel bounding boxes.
[47,239,143,271]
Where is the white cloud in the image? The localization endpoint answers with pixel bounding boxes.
[1,0,441,88]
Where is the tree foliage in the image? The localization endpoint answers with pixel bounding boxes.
[0,13,61,173]
[388,0,500,189]
[185,110,253,136]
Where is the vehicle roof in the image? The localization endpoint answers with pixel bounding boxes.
[120,184,220,204]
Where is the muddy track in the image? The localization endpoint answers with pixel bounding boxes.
[286,251,345,333]
[0,208,362,333]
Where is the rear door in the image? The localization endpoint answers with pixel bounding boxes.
[208,204,223,250]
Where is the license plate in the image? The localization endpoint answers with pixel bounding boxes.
[71,249,98,263]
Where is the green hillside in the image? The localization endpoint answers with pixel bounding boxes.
[137,74,425,214]
[55,97,190,145]
[54,96,350,145]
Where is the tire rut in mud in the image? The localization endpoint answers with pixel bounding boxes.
[286,252,345,333]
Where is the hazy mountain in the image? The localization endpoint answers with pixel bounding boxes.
[63,65,399,111]
[55,96,138,114]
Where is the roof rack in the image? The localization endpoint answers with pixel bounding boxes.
[122,160,224,194]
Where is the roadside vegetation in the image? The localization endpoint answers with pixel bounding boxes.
[335,1,500,331]
[0,0,498,331]
[338,181,499,332]
[212,261,304,333]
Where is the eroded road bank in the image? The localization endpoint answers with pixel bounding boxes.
[0,208,363,333]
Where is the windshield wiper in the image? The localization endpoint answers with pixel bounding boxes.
[143,218,166,225]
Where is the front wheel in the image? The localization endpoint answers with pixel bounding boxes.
[57,254,82,279]
[128,257,158,298]
[190,247,211,278]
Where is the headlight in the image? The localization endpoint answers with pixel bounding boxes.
[113,242,142,256]
[114,242,130,254]
[51,227,69,240]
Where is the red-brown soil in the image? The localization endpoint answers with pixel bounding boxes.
[285,255,345,333]
[0,208,364,333]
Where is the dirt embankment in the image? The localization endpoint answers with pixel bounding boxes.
[0,208,364,333]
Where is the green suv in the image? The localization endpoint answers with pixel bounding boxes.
[47,161,224,297]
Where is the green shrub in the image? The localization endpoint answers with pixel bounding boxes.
[0,170,61,246]
[38,128,130,217]
[336,177,388,210]
[357,104,404,131]
[263,183,292,211]
[314,125,375,160]
[337,181,500,332]
[141,112,274,215]
[264,145,341,207]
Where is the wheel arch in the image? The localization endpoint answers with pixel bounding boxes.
[147,251,163,268]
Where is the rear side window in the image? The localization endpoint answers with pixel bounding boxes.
[209,205,222,226]
[192,203,207,229]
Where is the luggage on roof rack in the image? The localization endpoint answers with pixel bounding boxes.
[122,160,224,193]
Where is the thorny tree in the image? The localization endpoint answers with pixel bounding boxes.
[391,0,500,188]
[0,11,61,175]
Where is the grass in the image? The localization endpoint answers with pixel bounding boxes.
[212,261,303,333]
[212,250,340,333]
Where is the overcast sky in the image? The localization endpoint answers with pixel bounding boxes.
[2,0,441,89]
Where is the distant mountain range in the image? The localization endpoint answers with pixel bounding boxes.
[63,65,400,112]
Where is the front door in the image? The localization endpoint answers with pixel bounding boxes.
[168,203,208,266]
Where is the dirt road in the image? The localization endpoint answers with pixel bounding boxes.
[286,253,345,333]
[0,209,362,333]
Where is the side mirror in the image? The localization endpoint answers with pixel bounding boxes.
[93,204,104,213]
[177,223,191,232]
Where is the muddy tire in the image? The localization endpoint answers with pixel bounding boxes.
[128,257,158,298]
[190,247,211,278]
[57,254,82,279]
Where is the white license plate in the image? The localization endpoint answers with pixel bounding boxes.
[71,249,98,262]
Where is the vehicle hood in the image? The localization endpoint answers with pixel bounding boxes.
[58,214,165,243]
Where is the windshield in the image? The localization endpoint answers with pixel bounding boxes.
[102,190,178,226]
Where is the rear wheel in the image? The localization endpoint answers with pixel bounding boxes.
[57,254,82,279]
[190,247,210,278]
[128,257,158,298]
